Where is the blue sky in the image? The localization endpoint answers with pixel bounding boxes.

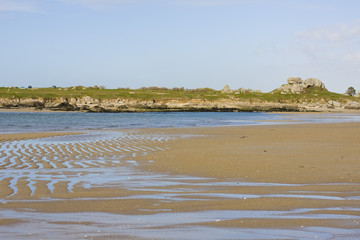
[0,0,360,92]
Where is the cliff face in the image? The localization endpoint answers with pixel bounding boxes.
[1,96,359,112]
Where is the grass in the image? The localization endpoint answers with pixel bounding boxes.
[0,86,357,104]
[0,87,224,101]
[232,87,354,104]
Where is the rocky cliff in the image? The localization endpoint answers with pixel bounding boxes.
[1,95,359,112]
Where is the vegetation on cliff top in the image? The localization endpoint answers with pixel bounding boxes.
[0,86,357,104]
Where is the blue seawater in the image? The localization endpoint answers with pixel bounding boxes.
[0,111,360,133]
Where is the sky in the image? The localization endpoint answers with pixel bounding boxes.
[0,0,360,93]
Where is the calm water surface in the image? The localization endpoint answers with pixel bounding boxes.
[1,111,360,133]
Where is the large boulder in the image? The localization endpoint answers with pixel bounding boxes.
[344,101,360,109]
[33,101,45,109]
[291,84,304,94]
[328,100,342,108]
[54,102,76,111]
[287,77,302,84]
[277,82,304,94]
[303,78,325,88]
[275,77,326,94]
[90,105,105,112]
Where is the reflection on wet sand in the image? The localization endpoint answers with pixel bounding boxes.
[0,126,360,239]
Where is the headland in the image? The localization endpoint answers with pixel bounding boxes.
[1,77,360,113]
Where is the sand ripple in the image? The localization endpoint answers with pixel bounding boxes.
[0,131,172,199]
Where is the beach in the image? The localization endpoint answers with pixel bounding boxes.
[0,119,359,239]
[142,123,360,183]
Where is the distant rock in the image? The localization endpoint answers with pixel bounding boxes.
[327,100,342,108]
[278,84,292,94]
[80,105,90,112]
[303,78,325,88]
[275,77,326,94]
[287,77,302,84]
[54,102,75,111]
[291,84,304,94]
[33,101,45,109]
[90,106,105,112]
[221,84,233,94]
[277,82,303,94]
[344,101,360,109]
[82,96,94,104]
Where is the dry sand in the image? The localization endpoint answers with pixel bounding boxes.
[0,122,359,237]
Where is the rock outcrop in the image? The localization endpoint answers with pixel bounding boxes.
[0,95,358,112]
[276,77,326,94]
[291,83,304,94]
[344,101,360,109]
[221,84,233,94]
[287,77,302,85]
[303,78,325,88]
[327,100,342,108]
[0,96,303,112]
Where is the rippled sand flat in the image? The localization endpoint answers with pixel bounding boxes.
[0,131,172,199]
[0,123,360,239]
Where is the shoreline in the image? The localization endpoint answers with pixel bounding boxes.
[1,106,360,113]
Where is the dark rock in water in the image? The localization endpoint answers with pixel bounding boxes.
[54,102,75,111]
[80,105,91,112]
[33,101,45,109]
[90,106,105,112]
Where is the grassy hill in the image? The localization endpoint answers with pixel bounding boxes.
[0,86,356,104]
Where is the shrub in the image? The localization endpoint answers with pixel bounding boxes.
[346,87,356,96]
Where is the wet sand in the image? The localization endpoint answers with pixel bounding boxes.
[141,122,360,183]
[0,123,359,239]
[0,132,82,142]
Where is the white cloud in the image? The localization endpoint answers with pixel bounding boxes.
[294,22,360,42]
[292,21,360,63]
[286,21,360,91]
[58,0,140,10]
[0,0,40,13]
[342,52,360,63]
[59,0,125,8]
[172,0,255,7]
[58,0,255,9]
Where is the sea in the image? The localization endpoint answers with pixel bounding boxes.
[1,111,360,133]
